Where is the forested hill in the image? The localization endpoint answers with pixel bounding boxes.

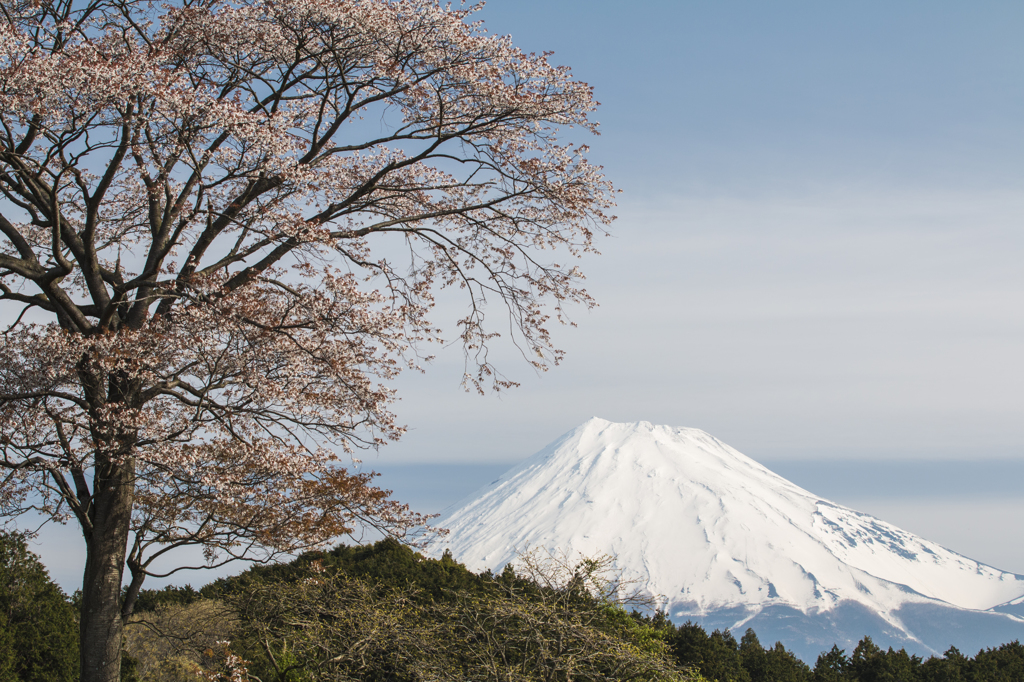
[4,530,1022,681]
[134,539,1024,682]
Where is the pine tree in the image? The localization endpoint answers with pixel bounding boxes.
[813,645,850,682]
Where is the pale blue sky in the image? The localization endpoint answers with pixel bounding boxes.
[378,1,1024,461]
[27,1,1024,588]
[369,1,1024,572]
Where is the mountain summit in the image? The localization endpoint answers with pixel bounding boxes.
[429,418,1024,660]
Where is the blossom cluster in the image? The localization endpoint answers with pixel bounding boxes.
[0,0,612,576]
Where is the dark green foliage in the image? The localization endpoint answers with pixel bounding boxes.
[738,630,766,681]
[120,651,140,682]
[918,646,969,682]
[847,636,922,682]
[813,645,850,682]
[130,584,202,614]
[737,629,810,682]
[962,641,1024,682]
[665,622,750,682]
[660,621,811,682]
[806,637,1024,682]
[0,530,79,682]
[661,619,1024,682]
[201,537,492,604]
[762,641,812,682]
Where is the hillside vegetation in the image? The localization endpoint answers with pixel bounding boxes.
[2,532,1022,681]
[127,539,703,682]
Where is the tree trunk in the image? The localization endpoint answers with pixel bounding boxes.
[79,458,135,682]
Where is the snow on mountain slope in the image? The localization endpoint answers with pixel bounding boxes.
[428,418,1024,655]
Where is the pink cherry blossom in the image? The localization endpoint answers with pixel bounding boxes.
[0,0,614,679]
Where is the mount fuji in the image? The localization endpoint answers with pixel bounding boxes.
[427,418,1024,661]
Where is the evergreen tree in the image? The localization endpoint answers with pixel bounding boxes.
[918,649,964,682]
[967,640,1024,682]
[762,641,812,682]
[735,628,809,682]
[667,623,751,682]
[813,645,850,682]
[848,636,922,682]
[738,629,768,682]
[0,531,79,682]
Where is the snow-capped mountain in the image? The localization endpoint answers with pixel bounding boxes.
[428,418,1024,661]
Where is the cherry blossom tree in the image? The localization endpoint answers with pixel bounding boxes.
[0,0,614,679]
